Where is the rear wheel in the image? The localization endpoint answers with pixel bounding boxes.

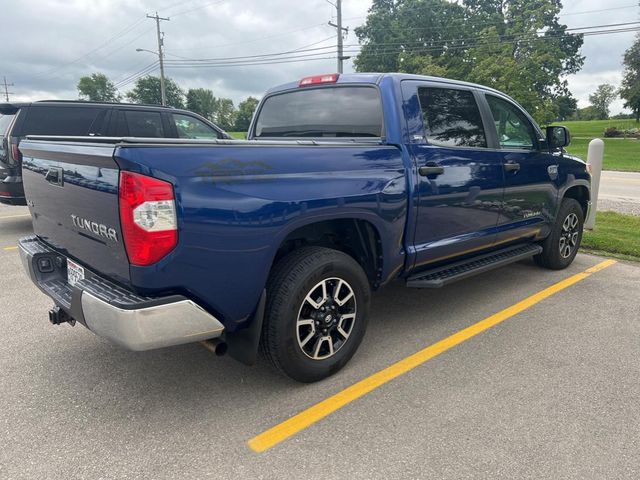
[535,198,584,270]
[260,247,370,382]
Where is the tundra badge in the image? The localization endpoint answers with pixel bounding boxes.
[71,214,118,242]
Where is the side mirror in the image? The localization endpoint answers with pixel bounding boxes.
[546,125,570,149]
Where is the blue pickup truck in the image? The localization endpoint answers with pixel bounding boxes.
[18,73,590,382]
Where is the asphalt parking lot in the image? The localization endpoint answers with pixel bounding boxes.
[1,203,639,479]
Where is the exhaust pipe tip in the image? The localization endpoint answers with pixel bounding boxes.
[200,339,227,357]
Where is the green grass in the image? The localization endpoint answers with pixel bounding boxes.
[561,119,639,138]
[565,137,640,172]
[228,131,247,139]
[581,211,640,262]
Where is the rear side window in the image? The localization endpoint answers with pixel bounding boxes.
[417,87,487,148]
[0,113,15,136]
[254,86,383,138]
[124,111,164,137]
[21,107,103,135]
[172,113,220,139]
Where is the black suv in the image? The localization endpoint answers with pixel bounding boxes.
[0,101,230,205]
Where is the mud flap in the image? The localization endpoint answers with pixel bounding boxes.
[225,289,266,365]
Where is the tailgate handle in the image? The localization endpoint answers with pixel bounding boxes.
[45,167,64,187]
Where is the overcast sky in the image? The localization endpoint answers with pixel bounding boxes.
[1,0,638,114]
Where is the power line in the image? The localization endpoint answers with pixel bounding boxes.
[341,4,639,24]
[159,22,638,67]
[159,25,640,69]
[32,17,147,78]
[167,22,328,52]
[163,56,337,69]
[113,61,160,89]
[169,0,225,17]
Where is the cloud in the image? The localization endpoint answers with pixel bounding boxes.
[0,0,635,115]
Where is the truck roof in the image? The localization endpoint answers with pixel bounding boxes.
[266,72,506,96]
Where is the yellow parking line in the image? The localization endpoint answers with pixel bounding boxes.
[0,214,30,220]
[3,246,18,251]
[248,259,617,453]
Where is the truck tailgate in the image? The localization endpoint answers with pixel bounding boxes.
[20,140,130,284]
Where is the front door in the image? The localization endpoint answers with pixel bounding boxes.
[480,94,560,245]
[403,82,505,270]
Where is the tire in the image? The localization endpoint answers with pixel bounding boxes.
[535,198,584,270]
[260,246,371,383]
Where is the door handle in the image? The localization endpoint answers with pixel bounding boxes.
[418,163,445,177]
[504,162,520,172]
[45,166,64,186]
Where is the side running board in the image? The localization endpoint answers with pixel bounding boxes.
[406,244,543,288]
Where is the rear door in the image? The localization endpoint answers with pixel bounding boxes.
[117,109,166,137]
[20,140,130,284]
[480,93,559,244]
[402,81,505,269]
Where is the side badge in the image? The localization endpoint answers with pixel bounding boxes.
[547,165,558,180]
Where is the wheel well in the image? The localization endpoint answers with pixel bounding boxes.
[563,185,590,217]
[274,219,383,287]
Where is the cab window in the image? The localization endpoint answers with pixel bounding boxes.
[417,87,487,148]
[172,114,220,139]
[486,95,536,150]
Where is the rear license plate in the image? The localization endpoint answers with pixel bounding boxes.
[67,259,85,287]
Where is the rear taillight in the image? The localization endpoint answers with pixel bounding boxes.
[119,171,177,266]
[10,143,22,166]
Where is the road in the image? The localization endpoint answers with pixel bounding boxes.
[600,170,640,203]
[1,203,639,479]
[598,170,640,215]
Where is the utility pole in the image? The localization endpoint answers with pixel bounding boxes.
[1,76,14,102]
[328,0,349,73]
[146,12,169,106]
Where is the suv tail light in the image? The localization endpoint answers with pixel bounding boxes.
[10,143,22,166]
[119,171,177,266]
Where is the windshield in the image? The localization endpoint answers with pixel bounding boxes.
[254,86,383,138]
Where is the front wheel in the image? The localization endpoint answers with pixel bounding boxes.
[260,247,371,383]
[535,198,584,270]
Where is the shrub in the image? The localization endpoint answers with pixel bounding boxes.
[604,127,623,137]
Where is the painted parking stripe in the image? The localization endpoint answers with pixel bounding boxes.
[3,246,18,251]
[248,259,617,453]
[0,214,30,220]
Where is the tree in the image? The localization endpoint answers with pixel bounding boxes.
[77,73,120,102]
[620,33,640,122]
[126,76,185,108]
[555,95,578,121]
[588,84,617,120]
[213,98,236,131]
[186,88,217,119]
[354,0,584,125]
[234,96,260,131]
[573,106,599,121]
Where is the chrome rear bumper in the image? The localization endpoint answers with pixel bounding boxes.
[19,236,224,351]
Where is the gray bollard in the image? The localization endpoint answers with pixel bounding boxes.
[585,138,604,230]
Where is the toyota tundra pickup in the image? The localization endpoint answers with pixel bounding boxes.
[18,73,591,382]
